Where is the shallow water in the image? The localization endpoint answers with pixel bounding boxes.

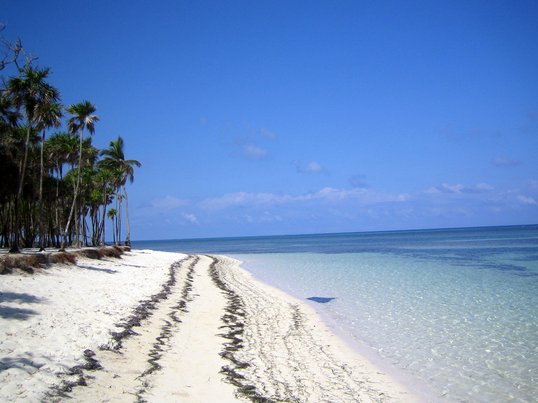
[134,225,538,401]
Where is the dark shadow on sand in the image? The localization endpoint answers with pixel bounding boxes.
[0,292,46,304]
[0,356,46,373]
[0,305,39,320]
[77,264,117,274]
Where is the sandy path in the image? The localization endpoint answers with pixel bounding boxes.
[67,254,239,403]
[142,255,238,402]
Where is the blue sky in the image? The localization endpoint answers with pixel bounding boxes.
[3,1,538,239]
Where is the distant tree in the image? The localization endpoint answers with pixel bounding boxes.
[107,208,117,245]
[61,101,98,249]
[36,101,62,250]
[45,132,77,245]
[4,66,60,252]
[100,136,141,245]
[1,28,141,250]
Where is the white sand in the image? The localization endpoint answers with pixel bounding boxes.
[0,250,183,402]
[213,255,415,402]
[0,250,416,402]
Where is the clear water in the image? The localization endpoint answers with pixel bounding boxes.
[134,225,538,401]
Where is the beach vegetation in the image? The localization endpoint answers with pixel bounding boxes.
[0,28,140,252]
[99,136,141,246]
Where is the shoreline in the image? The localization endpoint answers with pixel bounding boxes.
[0,249,416,402]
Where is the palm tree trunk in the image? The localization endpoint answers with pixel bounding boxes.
[9,125,33,253]
[115,195,120,245]
[61,128,84,250]
[61,190,77,251]
[54,164,61,247]
[101,190,108,245]
[39,130,45,251]
[123,185,131,246]
[111,213,116,245]
[117,196,122,245]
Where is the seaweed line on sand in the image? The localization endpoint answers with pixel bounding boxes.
[135,255,200,402]
[103,255,190,351]
[45,255,191,400]
[208,256,277,403]
[45,349,103,400]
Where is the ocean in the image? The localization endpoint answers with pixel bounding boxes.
[133,225,538,401]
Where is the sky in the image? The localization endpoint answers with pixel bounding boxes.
[2,0,538,240]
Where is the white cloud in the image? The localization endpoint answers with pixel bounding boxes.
[493,157,521,167]
[517,195,537,205]
[149,195,188,210]
[182,213,199,224]
[295,161,324,173]
[259,128,277,139]
[244,212,283,224]
[243,144,268,160]
[476,183,494,191]
[425,183,494,195]
[200,187,409,210]
[201,192,291,210]
[349,175,368,188]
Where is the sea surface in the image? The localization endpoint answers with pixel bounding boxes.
[134,225,538,402]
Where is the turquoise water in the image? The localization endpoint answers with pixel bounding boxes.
[134,225,538,401]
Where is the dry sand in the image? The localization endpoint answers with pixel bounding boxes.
[0,249,416,402]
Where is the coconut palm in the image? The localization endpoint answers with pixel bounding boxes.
[91,166,115,245]
[107,208,117,245]
[35,101,62,250]
[99,136,141,245]
[61,101,98,249]
[0,92,20,132]
[4,66,60,252]
[45,132,77,245]
[0,92,20,175]
[0,94,20,247]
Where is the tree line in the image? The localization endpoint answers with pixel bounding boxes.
[1,29,141,252]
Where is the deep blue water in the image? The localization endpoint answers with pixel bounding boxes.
[133,225,538,401]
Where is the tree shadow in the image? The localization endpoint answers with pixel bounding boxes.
[0,355,48,373]
[77,264,117,274]
[0,291,46,320]
[0,292,46,304]
[0,305,39,320]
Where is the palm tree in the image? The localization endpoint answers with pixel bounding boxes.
[35,101,62,250]
[107,208,117,245]
[0,94,20,247]
[99,136,141,245]
[0,92,20,132]
[4,66,60,252]
[61,101,98,250]
[45,132,77,245]
[92,166,115,245]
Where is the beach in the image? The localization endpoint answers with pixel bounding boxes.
[0,249,414,402]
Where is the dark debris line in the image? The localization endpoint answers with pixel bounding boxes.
[46,255,192,400]
[135,255,200,402]
[208,256,277,403]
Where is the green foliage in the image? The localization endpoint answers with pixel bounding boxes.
[0,42,140,250]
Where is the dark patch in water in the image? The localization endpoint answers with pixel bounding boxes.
[307,296,336,303]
